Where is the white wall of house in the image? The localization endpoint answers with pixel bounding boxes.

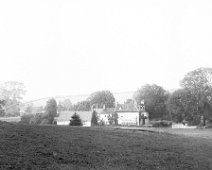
[56,121,70,126]
[98,114,111,125]
[82,121,91,127]
[57,120,91,127]
[172,123,197,129]
[117,112,139,126]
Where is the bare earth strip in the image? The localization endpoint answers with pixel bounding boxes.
[119,126,212,139]
[0,122,212,170]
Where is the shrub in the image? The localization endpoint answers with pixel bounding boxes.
[69,113,82,126]
[108,112,118,125]
[40,119,49,125]
[29,117,36,124]
[98,119,105,126]
[152,120,172,127]
[21,113,51,125]
[20,114,34,124]
[28,113,49,125]
[34,113,45,124]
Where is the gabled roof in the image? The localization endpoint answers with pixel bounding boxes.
[55,111,93,122]
[115,103,138,112]
[95,108,115,114]
[94,103,138,114]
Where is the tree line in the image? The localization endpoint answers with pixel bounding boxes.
[21,91,116,125]
[1,67,212,125]
[57,90,115,112]
[55,67,212,125]
[134,67,212,125]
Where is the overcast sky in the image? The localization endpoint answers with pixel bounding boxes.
[0,0,212,100]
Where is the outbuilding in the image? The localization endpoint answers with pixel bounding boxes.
[55,111,93,126]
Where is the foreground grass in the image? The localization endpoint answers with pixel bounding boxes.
[0,123,212,170]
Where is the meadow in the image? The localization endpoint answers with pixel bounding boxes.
[0,122,212,170]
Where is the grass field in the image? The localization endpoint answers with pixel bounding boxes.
[0,122,212,170]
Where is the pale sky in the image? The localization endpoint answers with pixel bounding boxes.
[0,0,212,101]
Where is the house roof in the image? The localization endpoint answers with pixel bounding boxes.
[115,103,138,112]
[95,108,115,114]
[93,103,138,114]
[55,111,93,122]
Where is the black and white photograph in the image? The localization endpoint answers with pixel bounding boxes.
[0,0,212,169]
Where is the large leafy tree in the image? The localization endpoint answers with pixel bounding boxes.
[0,81,26,116]
[73,100,90,111]
[180,67,212,124]
[0,100,6,116]
[0,81,26,101]
[57,101,64,113]
[57,99,73,112]
[45,98,57,124]
[180,67,212,90]
[88,90,115,108]
[62,99,72,111]
[167,89,199,123]
[134,84,168,119]
[124,98,135,105]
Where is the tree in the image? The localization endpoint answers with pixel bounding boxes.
[57,101,64,113]
[45,98,57,124]
[124,98,135,105]
[0,81,26,116]
[134,84,168,119]
[167,89,198,123]
[91,110,98,126]
[180,67,212,90]
[0,81,26,101]
[180,67,212,124]
[74,100,90,111]
[4,99,21,116]
[0,100,6,117]
[24,103,34,115]
[88,90,115,108]
[69,113,82,126]
[62,99,72,111]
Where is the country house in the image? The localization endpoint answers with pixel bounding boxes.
[55,102,149,127]
[95,102,149,126]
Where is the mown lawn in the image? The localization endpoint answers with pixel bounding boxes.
[0,122,212,170]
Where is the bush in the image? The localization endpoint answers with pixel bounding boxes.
[40,119,49,125]
[108,113,118,125]
[20,113,50,125]
[33,113,44,124]
[20,114,34,124]
[98,119,105,126]
[152,120,172,127]
[69,113,82,126]
[204,120,212,128]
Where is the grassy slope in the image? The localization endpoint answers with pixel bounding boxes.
[0,123,212,170]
